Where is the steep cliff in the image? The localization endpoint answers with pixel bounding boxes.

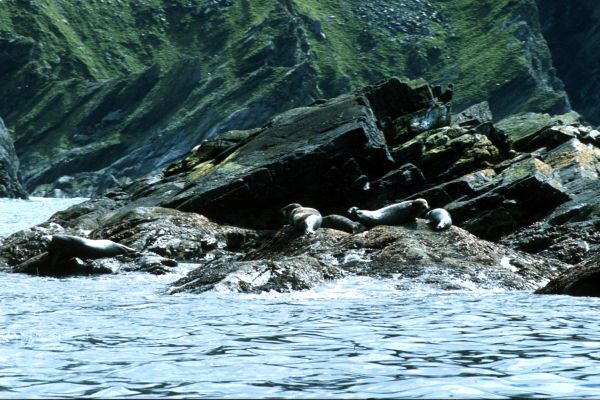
[0,118,27,198]
[0,0,569,196]
[537,0,600,126]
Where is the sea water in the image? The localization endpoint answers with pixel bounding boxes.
[1,197,599,398]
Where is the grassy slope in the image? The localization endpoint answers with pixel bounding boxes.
[0,0,569,191]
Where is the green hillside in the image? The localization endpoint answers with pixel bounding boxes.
[0,0,569,195]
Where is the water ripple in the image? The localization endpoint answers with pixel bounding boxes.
[3,198,600,397]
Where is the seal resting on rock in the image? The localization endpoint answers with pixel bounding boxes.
[322,214,365,234]
[425,208,452,230]
[281,203,322,235]
[47,234,137,260]
[347,199,429,227]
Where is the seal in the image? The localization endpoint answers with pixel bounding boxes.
[321,214,365,234]
[281,203,322,235]
[47,234,137,260]
[348,198,429,227]
[425,208,452,230]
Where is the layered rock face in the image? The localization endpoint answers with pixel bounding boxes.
[1,78,595,297]
[0,0,570,196]
[537,0,600,126]
[0,118,27,198]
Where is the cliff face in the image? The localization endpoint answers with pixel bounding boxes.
[0,0,570,196]
[537,0,600,126]
[0,118,27,198]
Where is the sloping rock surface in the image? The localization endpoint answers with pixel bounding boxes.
[536,250,600,297]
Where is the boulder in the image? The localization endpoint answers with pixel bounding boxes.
[390,124,505,184]
[91,206,264,261]
[452,101,493,127]
[12,253,114,277]
[535,250,600,297]
[169,255,343,294]
[0,203,263,277]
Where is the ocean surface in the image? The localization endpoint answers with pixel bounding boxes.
[1,197,599,399]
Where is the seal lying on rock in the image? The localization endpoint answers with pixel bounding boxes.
[322,214,365,234]
[281,203,322,235]
[47,234,138,260]
[348,199,429,227]
[425,208,452,230]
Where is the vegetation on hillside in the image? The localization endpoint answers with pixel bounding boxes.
[0,0,569,194]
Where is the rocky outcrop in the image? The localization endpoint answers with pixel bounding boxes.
[0,118,27,198]
[0,0,571,196]
[169,218,569,294]
[0,76,596,296]
[537,0,600,126]
[536,250,600,297]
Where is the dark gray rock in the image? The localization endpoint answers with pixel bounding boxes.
[536,250,600,297]
[453,101,493,127]
[0,117,27,198]
[499,138,600,263]
[538,0,600,125]
[169,255,343,294]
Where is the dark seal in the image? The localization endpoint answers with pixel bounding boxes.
[425,208,452,230]
[322,214,365,234]
[348,199,429,228]
[47,234,137,260]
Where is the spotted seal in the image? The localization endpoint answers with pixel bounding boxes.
[281,203,322,235]
[347,198,429,227]
[425,208,452,230]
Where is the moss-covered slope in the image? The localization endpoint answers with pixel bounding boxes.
[0,0,569,195]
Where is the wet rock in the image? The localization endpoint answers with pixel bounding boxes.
[535,250,600,297]
[47,192,132,231]
[171,221,570,293]
[11,249,177,277]
[91,206,263,261]
[0,117,27,198]
[0,223,65,269]
[169,255,342,294]
[93,252,178,275]
[336,222,569,290]
[12,253,114,277]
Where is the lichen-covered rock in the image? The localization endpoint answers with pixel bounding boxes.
[535,250,600,297]
[0,117,27,198]
[140,79,443,229]
[391,124,505,184]
[499,138,600,263]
